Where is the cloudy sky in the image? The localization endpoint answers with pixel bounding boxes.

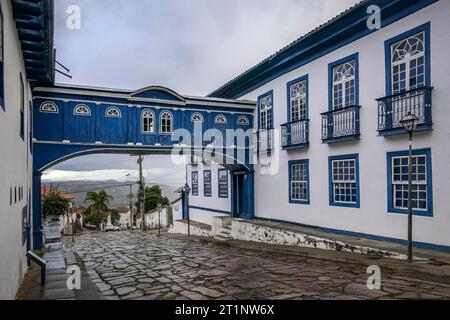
[44,0,361,185]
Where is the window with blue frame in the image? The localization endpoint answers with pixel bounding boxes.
[329,154,360,208]
[191,171,199,196]
[288,76,308,122]
[289,160,309,204]
[385,23,430,96]
[0,5,4,110]
[387,148,433,217]
[218,169,228,198]
[203,171,212,197]
[258,91,273,130]
[329,54,359,110]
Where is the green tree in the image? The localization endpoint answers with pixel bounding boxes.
[42,192,70,218]
[110,208,121,225]
[84,190,113,224]
[143,185,169,212]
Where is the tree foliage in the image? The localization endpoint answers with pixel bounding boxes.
[83,190,113,225]
[144,185,169,212]
[42,192,70,218]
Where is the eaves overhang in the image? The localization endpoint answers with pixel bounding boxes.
[208,0,439,99]
[12,0,55,87]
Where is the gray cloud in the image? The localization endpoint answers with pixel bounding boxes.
[50,0,360,179]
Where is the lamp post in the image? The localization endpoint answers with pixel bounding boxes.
[157,203,162,237]
[400,112,420,263]
[184,184,191,237]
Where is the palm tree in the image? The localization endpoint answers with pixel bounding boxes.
[84,190,113,216]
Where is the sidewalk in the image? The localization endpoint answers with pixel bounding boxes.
[16,236,101,300]
[171,218,450,265]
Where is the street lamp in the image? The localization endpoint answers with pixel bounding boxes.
[400,112,420,263]
[157,203,162,237]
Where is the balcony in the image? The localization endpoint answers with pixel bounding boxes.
[281,119,309,150]
[255,129,274,155]
[321,105,361,144]
[377,87,433,136]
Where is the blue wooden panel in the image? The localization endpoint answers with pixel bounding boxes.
[132,89,183,102]
[33,99,63,142]
[96,104,129,144]
[63,101,96,143]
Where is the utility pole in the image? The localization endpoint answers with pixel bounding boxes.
[137,155,145,231]
[129,184,133,230]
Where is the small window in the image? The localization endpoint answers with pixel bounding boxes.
[215,114,227,125]
[160,111,173,134]
[289,160,309,204]
[191,113,204,122]
[203,171,212,197]
[105,107,121,118]
[192,172,199,196]
[329,154,360,208]
[237,116,249,126]
[218,169,228,198]
[142,110,155,133]
[40,102,58,113]
[74,104,91,116]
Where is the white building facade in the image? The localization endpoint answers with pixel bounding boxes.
[193,0,450,250]
[0,0,53,299]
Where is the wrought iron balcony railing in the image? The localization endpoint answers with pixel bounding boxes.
[321,105,361,143]
[281,119,309,149]
[377,87,433,134]
[255,129,274,155]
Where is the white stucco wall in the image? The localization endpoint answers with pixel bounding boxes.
[0,0,34,299]
[188,162,231,225]
[236,1,450,247]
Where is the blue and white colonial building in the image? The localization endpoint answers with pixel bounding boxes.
[192,0,450,251]
[1,0,450,299]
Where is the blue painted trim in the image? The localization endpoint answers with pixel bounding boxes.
[286,74,309,123]
[283,143,309,151]
[257,90,274,129]
[379,125,433,137]
[386,148,433,217]
[328,153,360,208]
[218,169,229,198]
[384,22,431,96]
[322,134,360,144]
[255,217,450,253]
[288,159,310,205]
[189,205,231,216]
[203,170,212,197]
[328,53,359,111]
[191,171,199,196]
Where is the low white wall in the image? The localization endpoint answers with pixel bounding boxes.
[145,207,171,229]
[169,220,213,238]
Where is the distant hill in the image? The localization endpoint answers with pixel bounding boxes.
[42,180,181,209]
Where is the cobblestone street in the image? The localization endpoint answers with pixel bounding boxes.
[73,231,450,300]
